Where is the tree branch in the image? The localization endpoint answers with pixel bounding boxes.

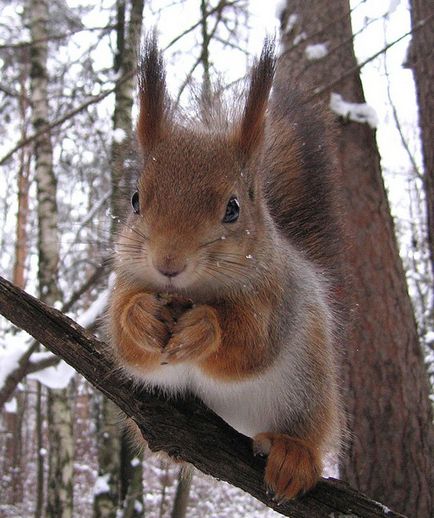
[0,265,108,408]
[306,13,434,103]
[0,72,134,166]
[0,275,406,518]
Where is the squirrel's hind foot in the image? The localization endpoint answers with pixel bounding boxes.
[253,432,322,501]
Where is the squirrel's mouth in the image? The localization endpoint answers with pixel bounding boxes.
[151,264,195,292]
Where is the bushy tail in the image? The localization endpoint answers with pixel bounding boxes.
[264,85,344,289]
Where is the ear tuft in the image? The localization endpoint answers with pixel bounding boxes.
[235,38,276,158]
[137,32,170,151]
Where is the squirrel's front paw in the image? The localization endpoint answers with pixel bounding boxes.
[120,292,173,353]
[163,305,221,363]
[253,433,322,502]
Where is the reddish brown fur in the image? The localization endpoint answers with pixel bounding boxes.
[265,85,344,291]
[253,433,322,501]
[109,286,165,372]
[234,38,276,157]
[109,35,344,502]
[137,32,170,150]
[199,291,277,380]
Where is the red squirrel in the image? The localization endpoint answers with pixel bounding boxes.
[108,35,344,501]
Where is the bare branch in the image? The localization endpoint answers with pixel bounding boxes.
[0,71,135,166]
[164,0,239,50]
[306,14,434,103]
[0,265,108,408]
[0,24,117,50]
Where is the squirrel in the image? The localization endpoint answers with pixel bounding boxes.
[108,34,344,501]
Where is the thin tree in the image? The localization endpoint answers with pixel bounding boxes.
[2,47,31,508]
[29,0,74,516]
[94,1,145,517]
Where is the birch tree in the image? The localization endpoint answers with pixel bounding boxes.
[29,1,74,516]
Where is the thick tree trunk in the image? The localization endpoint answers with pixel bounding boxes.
[277,2,434,516]
[0,275,406,518]
[408,0,434,296]
[29,1,74,516]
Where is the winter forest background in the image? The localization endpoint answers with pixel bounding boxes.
[0,0,433,517]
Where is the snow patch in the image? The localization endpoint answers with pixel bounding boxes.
[387,0,400,15]
[0,333,31,389]
[112,128,127,143]
[330,93,378,128]
[305,43,328,60]
[284,13,298,34]
[5,397,17,413]
[425,331,434,343]
[82,150,94,165]
[93,474,110,496]
[131,457,141,467]
[28,359,75,390]
[275,0,286,20]
[31,351,55,363]
[76,287,110,328]
[293,32,307,45]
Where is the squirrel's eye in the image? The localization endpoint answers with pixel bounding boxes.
[223,197,240,223]
[131,191,140,214]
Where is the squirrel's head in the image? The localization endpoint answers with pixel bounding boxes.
[115,34,276,297]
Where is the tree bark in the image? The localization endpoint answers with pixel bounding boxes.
[277,2,434,516]
[0,276,406,518]
[120,437,145,518]
[2,49,31,508]
[171,466,193,518]
[29,1,74,516]
[93,395,122,518]
[110,0,144,229]
[408,0,434,281]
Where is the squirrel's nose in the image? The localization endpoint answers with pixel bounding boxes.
[153,255,186,278]
[157,265,185,278]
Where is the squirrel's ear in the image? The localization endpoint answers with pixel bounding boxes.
[137,33,170,151]
[234,38,276,158]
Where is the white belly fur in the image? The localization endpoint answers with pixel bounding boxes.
[128,344,305,438]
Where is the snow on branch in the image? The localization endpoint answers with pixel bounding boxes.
[0,275,405,518]
[330,93,378,128]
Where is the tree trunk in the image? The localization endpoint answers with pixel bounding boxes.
[93,396,122,518]
[408,0,434,281]
[35,383,44,518]
[95,2,145,516]
[171,466,193,518]
[109,0,144,228]
[46,389,74,518]
[277,2,434,516]
[120,435,145,518]
[2,53,31,508]
[29,1,74,516]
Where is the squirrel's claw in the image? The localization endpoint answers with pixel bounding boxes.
[253,432,322,501]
